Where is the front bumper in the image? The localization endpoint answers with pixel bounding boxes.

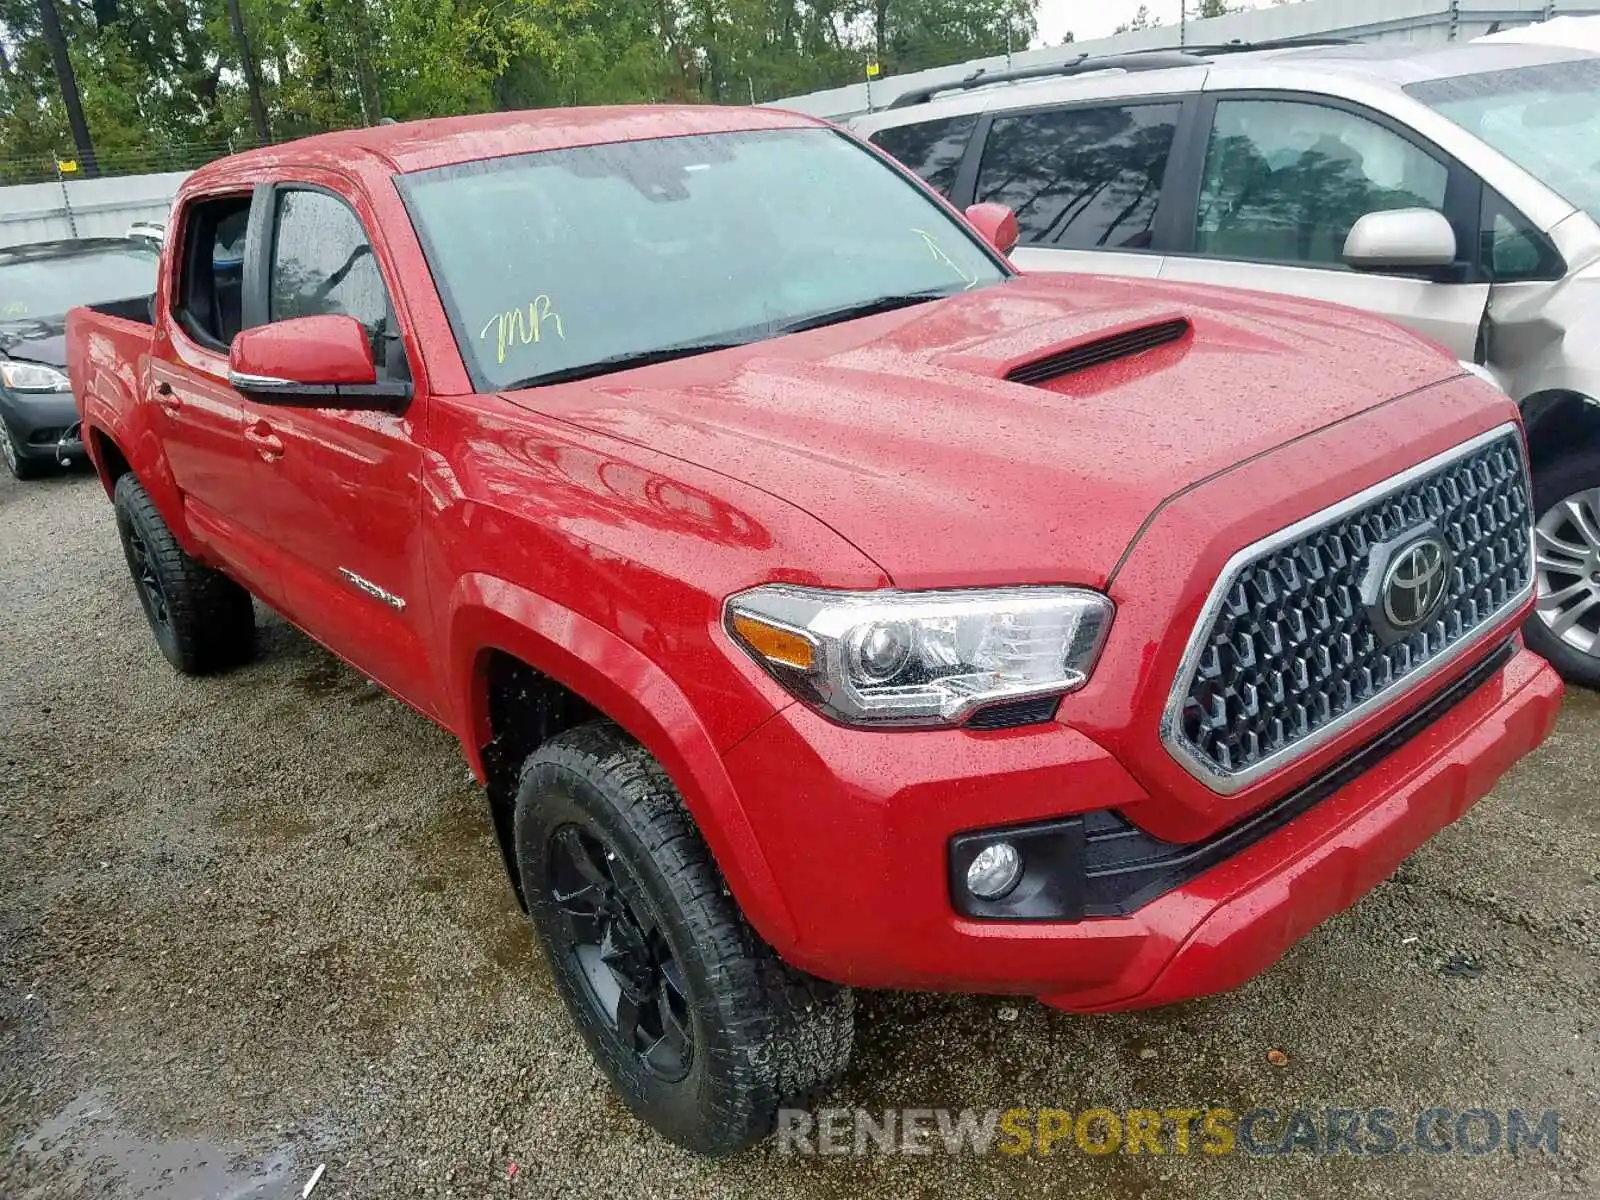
[0,388,83,462]
[721,644,1561,1010]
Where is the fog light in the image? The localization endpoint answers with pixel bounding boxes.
[965,841,1022,900]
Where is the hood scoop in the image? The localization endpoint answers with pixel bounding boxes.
[1004,317,1190,386]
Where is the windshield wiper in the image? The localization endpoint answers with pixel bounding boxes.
[498,289,960,389]
[501,338,751,389]
[766,288,959,337]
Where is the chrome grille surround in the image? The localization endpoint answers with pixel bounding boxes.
[1161,423,1534,795]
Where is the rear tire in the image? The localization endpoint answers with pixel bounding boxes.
[514,721,852,1155]
[1525,449,1600,690]
[113,473,255,674]
[1,419,44,480]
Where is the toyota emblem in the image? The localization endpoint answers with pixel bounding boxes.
[1382,535,1451,631]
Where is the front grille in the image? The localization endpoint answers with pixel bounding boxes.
[1164,427,1532,793]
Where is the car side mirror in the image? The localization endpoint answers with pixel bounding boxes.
[227,314,409,409]
[1343,208,1458,274]
[965,202,1020,256]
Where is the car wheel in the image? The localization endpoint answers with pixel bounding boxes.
[1525,450,1600,689]
[514,721,853,1155]
[113,473,256,674]
[0,419,44,480]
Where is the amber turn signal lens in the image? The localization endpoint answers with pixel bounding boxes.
[731,613,815,671]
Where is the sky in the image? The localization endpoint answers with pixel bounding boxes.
[1034,0,1280,48]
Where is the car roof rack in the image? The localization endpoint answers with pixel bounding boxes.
[881,37,1357,110]
[885,51,1207,109]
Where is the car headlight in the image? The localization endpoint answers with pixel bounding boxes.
[0,360,71,392]
[725,584,1113,728]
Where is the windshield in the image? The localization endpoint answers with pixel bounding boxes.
[0,244,160,321]
[400,127,1007,390]
[1407,57,1600,222]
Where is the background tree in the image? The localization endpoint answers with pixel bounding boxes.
[0,0,1042,182]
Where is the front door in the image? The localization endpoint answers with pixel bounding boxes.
[232,180,438,713]
[1158,96,1490,359]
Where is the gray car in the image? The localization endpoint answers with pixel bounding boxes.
[853,39,1600,687]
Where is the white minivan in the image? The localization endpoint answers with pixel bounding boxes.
[854,39,1600,685]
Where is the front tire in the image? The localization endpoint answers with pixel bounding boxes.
[113,473,255,674]
[1526,450,1600,689]
[514,721,853,1155]
[1,418,44,480]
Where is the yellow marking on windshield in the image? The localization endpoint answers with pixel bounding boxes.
[912,228,978,290]
[478,296,566,365]
[2,301,26,317]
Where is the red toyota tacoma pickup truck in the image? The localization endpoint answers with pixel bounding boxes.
[66,106,1562,1154]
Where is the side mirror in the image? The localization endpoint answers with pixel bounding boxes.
[1343,208,1458,273]
[965,202,1020,256]
[227,314,408,409]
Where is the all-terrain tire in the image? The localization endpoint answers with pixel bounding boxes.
[1524,448,1600,690]
[113,473,255,674]
[514,720,852,1155]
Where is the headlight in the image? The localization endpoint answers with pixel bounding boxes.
[725,584,1113,728]
[0,360,71,392]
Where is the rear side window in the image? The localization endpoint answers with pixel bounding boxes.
[1195,99,1448,266]
[974,103,1179,250]
[269,190,389,331]
[868,115,979,197]
[175,195,251,349]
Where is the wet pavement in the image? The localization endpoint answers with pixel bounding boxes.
[2,468,1597,1199]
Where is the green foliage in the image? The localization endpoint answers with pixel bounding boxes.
[0,0,1040,180]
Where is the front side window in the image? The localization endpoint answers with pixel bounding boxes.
[1195,99,1449,266]
[1481,188,1564,281]
[868,115,979,196]
[974,103,1180,250]
[400,128,1007,390]
[269,190,388,330]
[1408,58,1600,224]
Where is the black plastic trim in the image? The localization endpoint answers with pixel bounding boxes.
[1005,319,1189,385]
[949,636,1516,922]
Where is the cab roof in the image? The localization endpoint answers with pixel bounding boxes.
[199,105,829,180]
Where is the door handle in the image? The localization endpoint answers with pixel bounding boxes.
[153,380,181,412]
[245,422,285,461]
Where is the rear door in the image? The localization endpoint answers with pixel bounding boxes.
[1158,94,1491,358]
[231,175,438,713]
[968,98,1193,279]
[148,189,283,598]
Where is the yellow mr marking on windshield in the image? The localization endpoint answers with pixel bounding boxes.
[479,296,566,365]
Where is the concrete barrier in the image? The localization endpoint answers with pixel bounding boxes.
[0,170,191,248]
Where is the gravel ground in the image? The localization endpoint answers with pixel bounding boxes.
[2,467,1597,1200]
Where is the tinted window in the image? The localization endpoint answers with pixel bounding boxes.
[269,190,388,329]
[869,115,978,196]
[402,128,1006,390]
[1196,100,1448,266]
[974,104,1179,249]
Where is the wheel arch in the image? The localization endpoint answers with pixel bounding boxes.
[1521,389,1600,476]
[447,573,800,950]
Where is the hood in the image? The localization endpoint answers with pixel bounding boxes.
[507,274,1463,588]
[0,314,68,369]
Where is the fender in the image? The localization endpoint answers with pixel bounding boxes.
[73,330,198,557]
[446,572,801,951]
